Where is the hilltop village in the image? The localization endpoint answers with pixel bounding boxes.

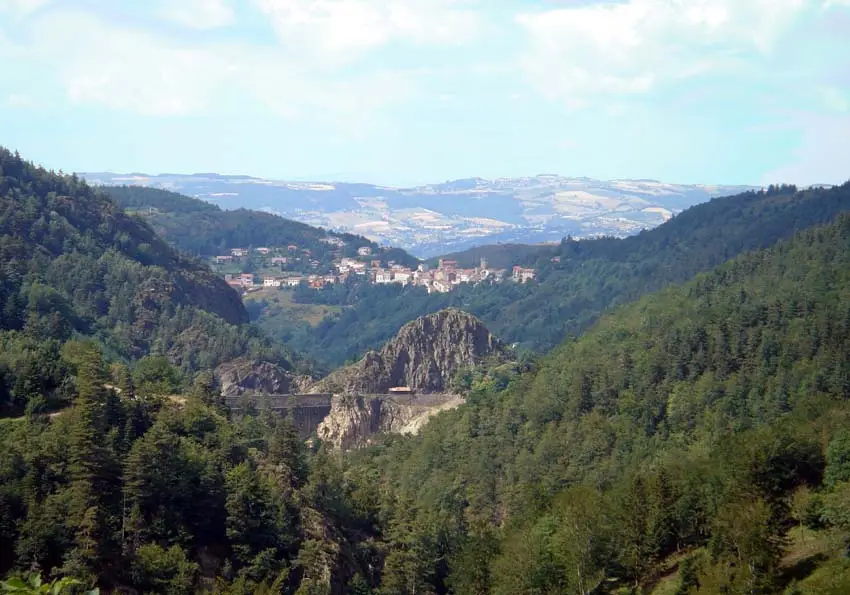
[213,242,537,294]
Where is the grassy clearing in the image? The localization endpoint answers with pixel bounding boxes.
[245,288,342,327]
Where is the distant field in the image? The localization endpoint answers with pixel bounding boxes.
[245,288,342,327]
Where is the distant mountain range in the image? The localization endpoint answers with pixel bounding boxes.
[80,172,757,257]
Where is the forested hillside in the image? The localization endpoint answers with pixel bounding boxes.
[104,185,420,268]
[4,205,850,593]
[346,213,850,593]
[0,149,293,416]
[278,183,850,367]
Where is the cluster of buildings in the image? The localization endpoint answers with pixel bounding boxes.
[217,244,537,295]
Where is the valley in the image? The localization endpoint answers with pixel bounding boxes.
[4,2,850,592]
[2,147,850,595]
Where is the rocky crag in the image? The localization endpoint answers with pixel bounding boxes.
[215,358,313,398]
[311,308,508,395]
[316,393,465,449]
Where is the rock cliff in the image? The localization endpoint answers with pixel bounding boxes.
[317,393,465,449]
[216,358,312,397]
[311,308,507,395]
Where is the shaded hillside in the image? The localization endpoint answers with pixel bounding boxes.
[103,185,420,268]
[279,182,850,365]
[0,148,291,414]
[312,308,508,394]
[345,213,850,593]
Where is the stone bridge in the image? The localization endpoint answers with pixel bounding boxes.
[224,393,459,439]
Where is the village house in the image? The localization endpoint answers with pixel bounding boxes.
[357,246,373,256]
[271,257,287,265]
[375,270,394,284]
[438,259,457,271]
[215,255,233,264]
[263,278,282,288]
[231,248,249,257]
[285,277,303,288]
[320,237,346,247]
[239,273,255,287]
[255,247,271,255]
[432,280,452,293]
[287,245,298,252]
[394,271,412,285]
[512,266,536,283]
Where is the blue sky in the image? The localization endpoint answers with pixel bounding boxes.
[0,0,848,186]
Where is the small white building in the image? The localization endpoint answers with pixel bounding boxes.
[375,270,394,284]
[357,246,373,257]
[263,278,282,288]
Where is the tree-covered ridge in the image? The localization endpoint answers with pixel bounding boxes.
[105,185,219,214]
[343,213,850,593]
[279,182,850,366]
[0,148,292,415]
[103,185,421,268]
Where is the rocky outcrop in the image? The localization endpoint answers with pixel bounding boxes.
[215,358,312,397]
[317,393,465,449]
[312,308,507,395]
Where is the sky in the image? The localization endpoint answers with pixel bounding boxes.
[0,0,849,187]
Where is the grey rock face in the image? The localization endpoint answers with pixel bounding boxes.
[215,358,311,397]
[313,308,507,395]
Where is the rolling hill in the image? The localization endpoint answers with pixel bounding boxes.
[81,172,755,256]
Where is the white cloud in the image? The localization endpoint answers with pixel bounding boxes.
[158,0,234,30]
[515,0,816,107]
[3,93,34,108]
[0,0,47,18]
[255,0,481,66]
[29,11,412,120]
[818,86,850,113]
[763,113,850,185]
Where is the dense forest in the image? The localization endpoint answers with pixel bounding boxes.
[103,186,420,268]
[3,137,850,592]
[0,149,295,416]
[271,183,850,367]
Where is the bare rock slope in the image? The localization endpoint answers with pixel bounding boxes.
[216,358,312,398]
[311,308,508,395]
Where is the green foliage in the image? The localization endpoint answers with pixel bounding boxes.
[825,431,850,488]
[0,573,98,594]
[132,355,181,396]
[130,544,198,595]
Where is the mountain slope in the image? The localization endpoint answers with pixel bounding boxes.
[0,148,291,413]
[312,308,508,394]
[347,213,850,593]
[102,185,420,267]
[276,182,850,366]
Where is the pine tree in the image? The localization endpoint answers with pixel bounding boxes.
[63,344,119,581]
